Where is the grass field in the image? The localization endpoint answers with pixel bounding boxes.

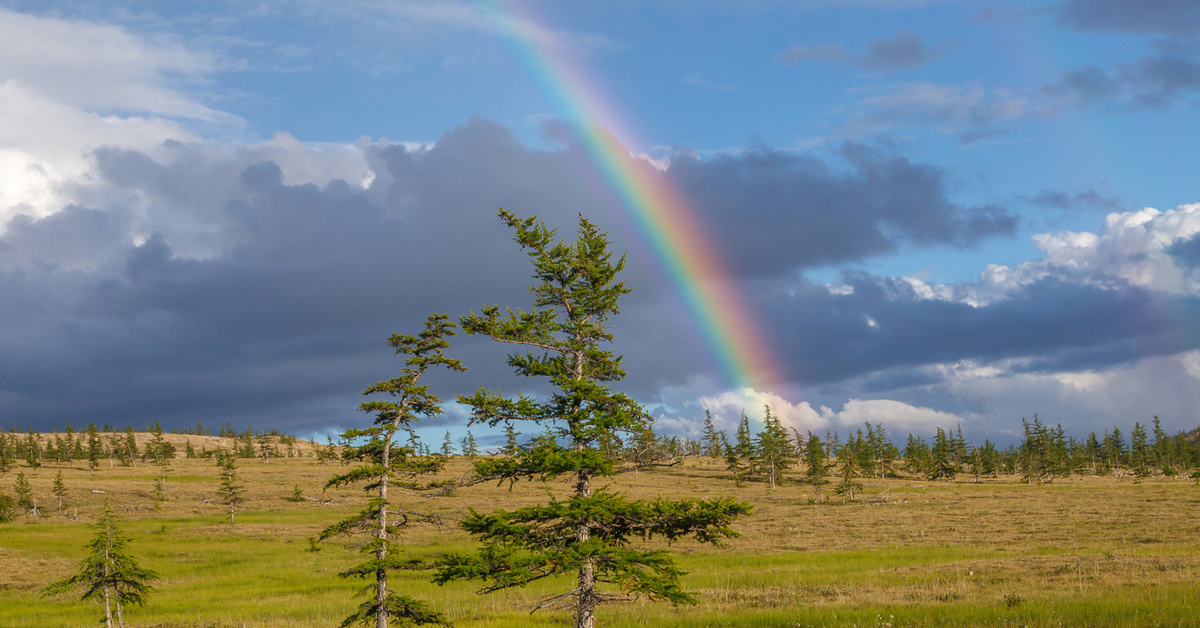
[2,436,1199,627]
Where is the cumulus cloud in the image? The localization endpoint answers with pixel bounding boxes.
[0,111,1030,432]
[824,398,968,433]
[697,388,826,434]
[774,203,1200,390]
[0,8,237,223]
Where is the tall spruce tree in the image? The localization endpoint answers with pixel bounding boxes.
[435,211,749,628]
[43,499,158,628]
[321,313,463,628]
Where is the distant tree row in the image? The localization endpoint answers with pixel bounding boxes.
[0,422,318,472]
[708,411,1200,488]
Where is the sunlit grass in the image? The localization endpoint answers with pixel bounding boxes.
[2,439,1199,627]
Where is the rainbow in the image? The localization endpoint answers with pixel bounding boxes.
[476,0,782,392]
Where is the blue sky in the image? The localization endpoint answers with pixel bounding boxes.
[2,0,1199,447]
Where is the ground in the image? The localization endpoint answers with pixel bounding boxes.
[1,435,1198,627]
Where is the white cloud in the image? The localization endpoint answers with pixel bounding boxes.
[822,398,968,433]
[0,8,216,117]
[0,8,238,225]
[698,387,827,434]
[238,132,376,190]
[831,202,1200,306]
[938,352,1200,436]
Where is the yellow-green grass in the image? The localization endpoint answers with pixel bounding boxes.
[2,443,1199,627]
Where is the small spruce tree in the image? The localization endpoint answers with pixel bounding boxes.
[43,499,158,628]
[214,449,245,524]
[14,472,35,514]
[53,470,69,511]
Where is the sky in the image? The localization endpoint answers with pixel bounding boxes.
[2,0,1199,448]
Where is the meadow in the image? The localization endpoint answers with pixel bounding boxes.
[2,434,1198,628]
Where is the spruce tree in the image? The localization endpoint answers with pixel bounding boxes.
[725,413,755,484]
[701,410,724,458]
[43,499,158,628]
[53,470,69,511]
[929,427,958,480]
[14,471,34,513]
[215,449,244,524]
[320,313,463,628]
[0,493,14,522]
[803,431,829,488]
[460,431,479,458]
[86,423,103,470]
[434,211,749,628]
[753,406,794,489]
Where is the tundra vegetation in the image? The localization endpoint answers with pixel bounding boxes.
[0,420,1197,627]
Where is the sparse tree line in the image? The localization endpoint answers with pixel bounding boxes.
[705,411,1200,494]
[0,419,317,473]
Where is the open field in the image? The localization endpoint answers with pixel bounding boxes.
[2,437,1199,627]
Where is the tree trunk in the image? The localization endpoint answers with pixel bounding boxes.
[116,600,125,628]
[575,468,594,628]
[103,584,115,628]
[377,424,393,628]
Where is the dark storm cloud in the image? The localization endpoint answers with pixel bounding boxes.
[667,143,1017,277]
[762,273,1193,388]
[0,117,1019,431]
[1056,0,1200,37]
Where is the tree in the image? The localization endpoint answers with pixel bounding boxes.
[0,493,14,523]
[1130,422,1151,478]
[725,413,755,484]
[14,471,35,513]
[215,449,245,524]
[832,451,863,503]
[701,410,724,459]
[803,431,830,489]
[501,424,521,457]
[87,423,103,470]
[460,431,479,458]
[53,470,69,512]
[321,314,464,628]
[43,499,158,628]
[753,406,794,489]
[930,428,958,480]
[435,211,749,628]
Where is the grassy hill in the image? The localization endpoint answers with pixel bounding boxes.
[1,435,1198,627]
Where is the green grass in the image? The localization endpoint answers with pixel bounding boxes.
[2,441,1200,627]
